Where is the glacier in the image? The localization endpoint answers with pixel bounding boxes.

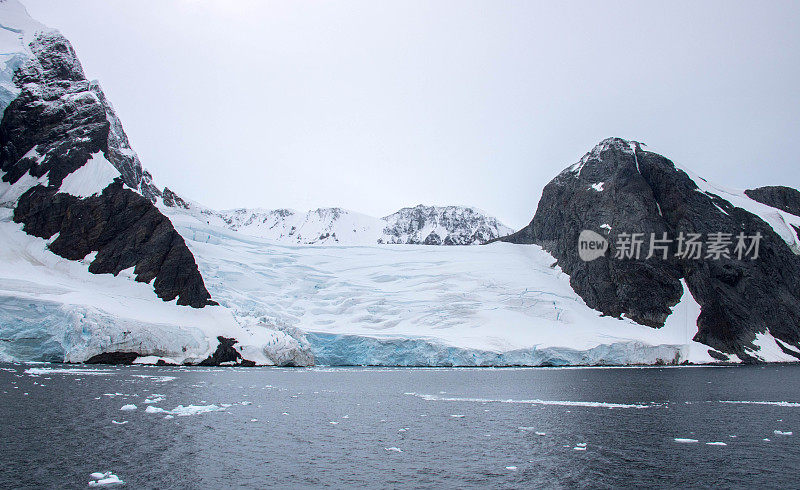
[162,206,727,366]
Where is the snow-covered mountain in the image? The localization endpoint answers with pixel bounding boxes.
[1,1,799,367]
[198,205,513,245]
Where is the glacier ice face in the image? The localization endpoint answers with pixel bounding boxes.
[308,333,688,367]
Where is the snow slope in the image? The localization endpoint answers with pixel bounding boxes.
[0,207,312,365]
[165,207,733,366]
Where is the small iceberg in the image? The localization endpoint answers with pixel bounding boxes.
[119,404,137,411]
[385,447,403,453]
[88,472,124,487]
[674,438,699,443]
[705,442,727,446]
[111,420,128,425]
[505,466,518,471]
[774,430,793,436]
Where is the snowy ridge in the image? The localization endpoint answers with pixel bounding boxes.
[192,204,513,245]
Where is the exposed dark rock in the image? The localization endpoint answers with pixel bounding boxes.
[14,181,216,307]
[85,351,138,365]
[162,187,189,209]
[744,186,800,217]
[1,30,216,308]
[503,137,800,361]
[198,336,256,366]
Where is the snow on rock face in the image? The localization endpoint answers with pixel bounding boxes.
[57,152,120,198]
[380,205,514,245]
[188,204,513,246]
[0,0,47,114]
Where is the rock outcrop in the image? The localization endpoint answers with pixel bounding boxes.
[503,138,800,362]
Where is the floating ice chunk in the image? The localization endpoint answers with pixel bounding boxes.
[674,438,699,443]
[220,404,232,408]
[111,420,128,425]
[575,443,587,447]
[241,401,252,406]
[119,404,137,411]
[589,182,605,192]
[144,395,165,404]
[164,415,174,419]
[330,421,339,425]
[705,442,727,446]
[88,471,124,487]
[763,438,771,442]
[385,447,403,453]
[535,432,546,436]
[450,414,465,418]
[250,419,258,422]
[145,404,224,416]
[505,466,518,471]
[573,447,587,451]
[774,430,793,436]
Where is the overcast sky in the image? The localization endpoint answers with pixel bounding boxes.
[21,0,800,228]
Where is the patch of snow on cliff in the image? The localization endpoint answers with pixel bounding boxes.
[58,152,120,198]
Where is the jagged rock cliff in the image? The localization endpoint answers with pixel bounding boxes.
[503,138,800,362]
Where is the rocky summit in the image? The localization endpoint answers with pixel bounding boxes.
[503,137,800,362]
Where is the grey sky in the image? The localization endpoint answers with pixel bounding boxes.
[21,0,800,228]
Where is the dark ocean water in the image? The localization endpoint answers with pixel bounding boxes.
[1,364,799,489]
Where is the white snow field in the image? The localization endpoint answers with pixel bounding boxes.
[163,207,727,366]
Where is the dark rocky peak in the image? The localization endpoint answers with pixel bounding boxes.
[504,138,800,362]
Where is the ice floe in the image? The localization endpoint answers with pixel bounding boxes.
[88,472,124,487]
[773,430,793,436]
[385,447,403,453]
[145,404,224,416]
[705,442,727,446]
